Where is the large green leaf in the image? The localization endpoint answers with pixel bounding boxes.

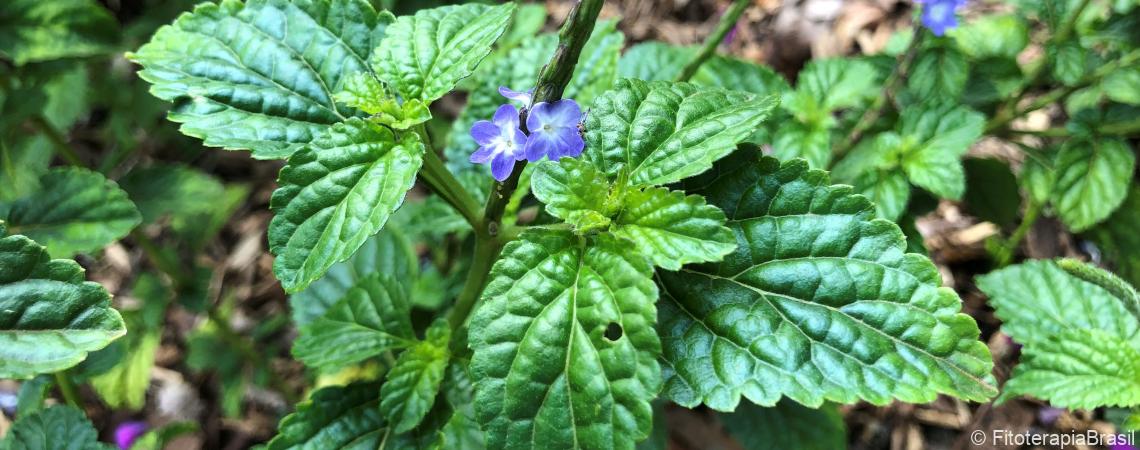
[266,382,386,450]
[292,273,415,371]
[0,0,117,66]
[1000,328,1140,409]
[2,406,109,450]
[660,155,996,411]
[583,79,778,186]
[3,168,141,257]
[719,400,846,450]
[977,260,1139,350]
[129,0,392,159]
[0,234,125,378]
[373,3,514,104]
[470,229,661,450]
[1050,138,1135,232]
[612,187,735,271]
[269,118,423,293]
[381,320,451,433]
[289,227,418,326]
[531,158,612,230]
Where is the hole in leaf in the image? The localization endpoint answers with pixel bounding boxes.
[604,322,623,341]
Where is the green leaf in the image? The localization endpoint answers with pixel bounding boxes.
[719,400,846,450]
[1103,66,1140,105]
[374,3,515,104]
[89,332,159,410]
[691,56,791,97]
[1086,186,1140,288]
[15,375,52,416]
[334,72,431,129]
[784,58,876,121]
[898,104,985,200]
[977,259,1140,348]
[0,234,126,379]
[3,168,141,257]
[1050,138,1135,231]
[1057,258,1140,320]
[0,0,117,66]
[962,158,1020,229]
[771,120,831,168]
[565,20,625,107]
[267,382,387,450]
[999,328,1140,409]
[531,158,611,224]
[499,3,546,50]
[380,320,451,433]
[1050,40,1087,86]
[908,46,968,102]
[470,229,662,450]
[662,156,996,411]
[617,42,694,82]
[293,273,415,371]
[584,79,778,186]
[290,227,418,326]
[612,187,736,271]
[1019,152,1055,205]
[269,119,423,293]
[950,15,1029,59]
[129,0,392,159]
[118,164,226,237]
[0,136,52,203]
[3,406,108,450]
[850,168,910,221]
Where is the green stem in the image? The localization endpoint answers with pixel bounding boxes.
[30,115,83,167]
[832,27,923,163]
[449,0,604,331]
[415,126,484,230]
[675,0,749,82]
[54,371,81,408]
[995,200,1041,267]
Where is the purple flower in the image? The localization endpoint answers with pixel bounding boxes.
[470,104,528,181]
[524,100,585,161]
[114,421,147,449]
[916,0,966,36]
[498,86,533,106]
[1111,444,1137,450]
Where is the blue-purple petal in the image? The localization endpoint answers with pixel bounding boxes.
[498,86,533,106]
[470,145,496,163]
[470,120,500,146]
[492,103,520,129]
[115,421,148,449]
[490,152,515,181]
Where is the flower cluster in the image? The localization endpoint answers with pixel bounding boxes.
[469,87,585,181]
[916,0,966,36]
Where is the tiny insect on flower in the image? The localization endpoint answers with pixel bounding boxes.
[915,0,966,36]
[524,99,585,161]
[470,104,528,181]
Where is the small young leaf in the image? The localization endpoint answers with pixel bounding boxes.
[1050,40,1087,86]
[950,15,1029,59]
[269,119,423,293]
[3,168,141,257]
[1051,138,1135,232]
[584,79,778,186]
[719,400,846,450]
[851,168,911,221]
[3,406,108,450]
[663,156,996,411]
[289,228,418,326]
[612,187,735,271]
[977,259,1139,348]
[292,273,415,371]
[470,229,661,450]
[1102,66,1140,105]
[266,382,386,450]
[908,45,968,102]
[129,0,392,159]
[531,158,611,224]
[380,320,450,433]
[783,58,877,121]
[334,73,432,129]
[771,120,831,168]
[899,104,985,200]
[89,332,159,410]
[0,0,117,66]
[0,234,126,379]
[374,3,515,104]
[999,328,1140,409]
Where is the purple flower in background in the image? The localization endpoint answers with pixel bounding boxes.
[498,86,533,106]
[1111,443,1137,450]
[114,421,147,449]
[915,0,966,36]
[524,100,585,161]
[470,104,528,181]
